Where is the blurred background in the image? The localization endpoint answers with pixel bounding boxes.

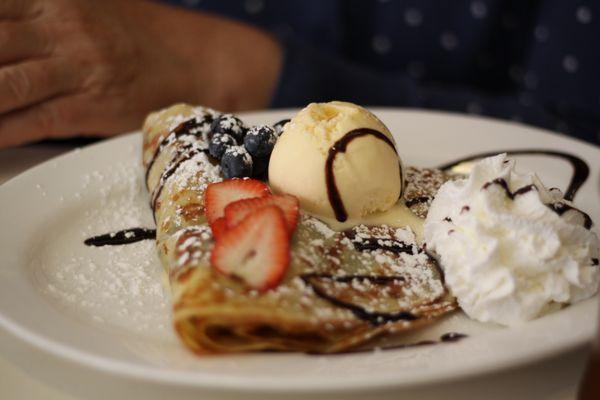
[171,0,600,144]
[0,0,598,148]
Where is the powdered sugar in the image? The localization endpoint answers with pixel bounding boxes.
[301,215,336,238]
[225,145,253,166]
[32,155,171,338]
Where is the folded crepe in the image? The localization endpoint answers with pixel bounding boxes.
[143,104,456,354]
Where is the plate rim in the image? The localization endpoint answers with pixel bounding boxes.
[0,108,598,392]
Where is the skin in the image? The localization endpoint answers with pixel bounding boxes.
[0,0,282,148]
[579,318,600,399]
[579,353,600,399]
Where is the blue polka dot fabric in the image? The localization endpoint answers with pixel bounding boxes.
[167,0,600,144]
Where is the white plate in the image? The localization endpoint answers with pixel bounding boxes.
[0,109,598,399]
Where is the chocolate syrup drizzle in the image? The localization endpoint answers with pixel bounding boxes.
[84,228,156,247]
[349,237,415,254]
[481,178,536,199]
[301,227,453,327]
[323,332,469,355]
[482,178,593,229]
[145,116,214,189]
[301,273,418,325]
[404,196,431,208]
[325,128,398,222]
[150,145,209,213]
[438,149,589,201]
[345,231,446,284]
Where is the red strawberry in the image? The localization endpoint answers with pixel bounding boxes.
[204,179,270,224]
[210,217,228,240]
[210,205,290,291]
[224,194,299,235]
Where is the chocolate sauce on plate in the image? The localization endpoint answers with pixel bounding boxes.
[547,201,593,230]
[312,332,468,355]
[84,228,156,247]
[438,149,589,201]
[440,332,468,342]
[325,128,397,222]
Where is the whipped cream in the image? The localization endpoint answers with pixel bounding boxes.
[424,154,599,326]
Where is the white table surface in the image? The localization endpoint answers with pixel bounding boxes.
[0,142,592,400]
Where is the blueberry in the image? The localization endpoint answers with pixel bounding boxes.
[220,146,253,179]
[208,133,236,159]
[272,119,290,137]
[252,156,270,179]
[211,114,247,143]
[244,125,277,158]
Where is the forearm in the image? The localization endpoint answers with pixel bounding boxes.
[129,0,282,111]
[0,0,283,148]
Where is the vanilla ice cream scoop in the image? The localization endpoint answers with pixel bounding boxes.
[268,101,403,221]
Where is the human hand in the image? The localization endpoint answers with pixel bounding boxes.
[578,303,600,399]
[0,0,282,148]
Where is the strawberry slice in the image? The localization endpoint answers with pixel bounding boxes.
[204,179,270,224]
[209,217,228,240]
[210,205,290,291]
[224,194,299,235]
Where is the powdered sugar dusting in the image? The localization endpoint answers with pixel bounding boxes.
[31,155,171,338]
[172,152,221,193]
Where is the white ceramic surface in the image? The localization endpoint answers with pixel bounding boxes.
[0,109,598,399]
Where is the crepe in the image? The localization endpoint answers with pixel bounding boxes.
[143,104,456,354]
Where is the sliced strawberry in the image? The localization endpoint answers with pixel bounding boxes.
[204,179,270,224]
[210,217,228,240]
[210,205,290,291]
[224,194,299,235]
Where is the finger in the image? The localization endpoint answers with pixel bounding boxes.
[0,20,53,65]
[0,94,87,148]
[0,0,40,19]
[0,58,75,114]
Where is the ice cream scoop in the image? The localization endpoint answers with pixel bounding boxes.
[268,101,403,221]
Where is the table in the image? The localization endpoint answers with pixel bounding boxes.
[0,142,592,400]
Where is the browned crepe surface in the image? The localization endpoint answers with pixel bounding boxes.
[143,104,457,354]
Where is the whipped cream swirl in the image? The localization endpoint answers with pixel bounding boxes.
[424,154,599,326]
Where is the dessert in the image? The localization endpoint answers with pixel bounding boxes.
[85,100,598,355]
[136,101,457,353]
[425,154,599,325]
[269,101,402,222]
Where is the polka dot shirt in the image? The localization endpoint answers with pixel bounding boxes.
[168,0,600,144]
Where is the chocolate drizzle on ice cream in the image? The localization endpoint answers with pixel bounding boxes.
[325,128,398,222]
